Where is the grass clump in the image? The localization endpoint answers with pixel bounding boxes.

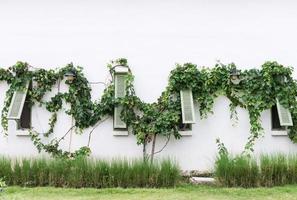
[0,156,180,188]
[0,157,13,185]
[215,154,258,187]
[215,153,297,187]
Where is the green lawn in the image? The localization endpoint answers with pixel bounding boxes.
[1,185,297,200]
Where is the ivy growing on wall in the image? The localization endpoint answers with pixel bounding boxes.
[0,60,297,159]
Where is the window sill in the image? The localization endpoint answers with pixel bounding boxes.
[271,130,288,136]
[16,130,30,136]
[113,131,128,136]
[180,131,192,136]
[8,120,30,136]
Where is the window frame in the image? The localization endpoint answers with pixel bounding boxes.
[7,81,32,135]
[271,104,286,131]
[271,104,289,136]
[18,82,32,130]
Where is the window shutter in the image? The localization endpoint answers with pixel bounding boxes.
[180,89,195,124]
[276,98,293,126]
[114,74,127,128]
[7,83,29,120]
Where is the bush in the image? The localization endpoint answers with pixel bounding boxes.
[215,153,297,187]
[0,156,180,188]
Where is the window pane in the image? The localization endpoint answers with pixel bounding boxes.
[271,105,285,130]
[178,112,192,131]
[19,82,32,129]
[19,99,31,129]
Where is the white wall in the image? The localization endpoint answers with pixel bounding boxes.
[1,0,297,170]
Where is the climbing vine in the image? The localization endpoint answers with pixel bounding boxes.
[0,60,297,159]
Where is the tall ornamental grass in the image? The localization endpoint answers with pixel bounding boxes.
[215,153,297,187]
[214,154,258,187]
[0,157,180,188]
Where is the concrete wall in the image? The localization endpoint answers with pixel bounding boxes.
[1,0,297,170]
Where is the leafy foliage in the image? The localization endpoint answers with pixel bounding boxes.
[0,60,297,158]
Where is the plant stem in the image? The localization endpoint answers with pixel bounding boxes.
[150,133,157,164]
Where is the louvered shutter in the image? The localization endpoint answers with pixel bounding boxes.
[276,98,293,126]
[180,89,195,124]
[114,74,127,128]
[7,83,29,120]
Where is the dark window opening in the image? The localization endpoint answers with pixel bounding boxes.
[18,82,32,129]
[178,114,192,131]
[113,128,128,131]
[271,105,285,131]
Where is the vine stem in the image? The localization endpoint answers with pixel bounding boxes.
[88,81,107,86]
[148,134,171,161]
[150,133,157,164]
[68,117,74,152]
[58,125,76,143]
[143,136,148,162]
[87,116,109,147]
[143,143,146,162]
[57,78,61,93]
[152,134,171,156]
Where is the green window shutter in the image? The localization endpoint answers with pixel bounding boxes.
[7,83,29,120]
[115,74,126,98]
[114,105,126,128]
[276,98,293,126]
[180,89,195,124]
[114,74,127,129]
